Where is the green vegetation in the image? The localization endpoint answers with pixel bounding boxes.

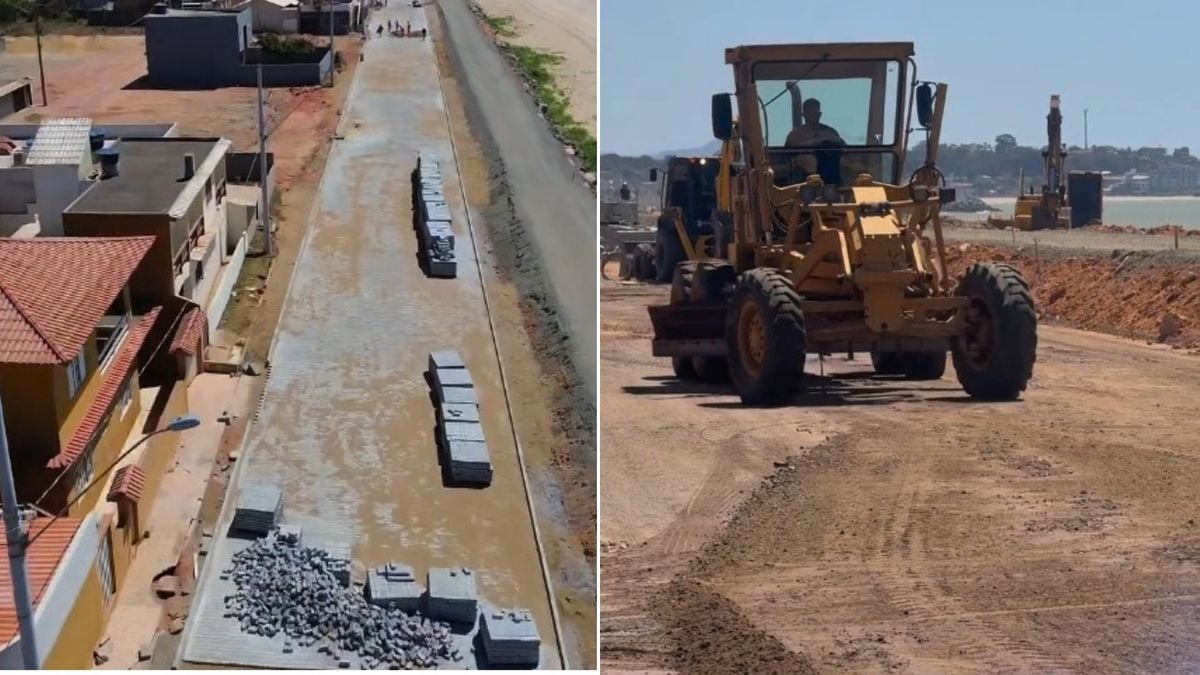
[477,10,596,172]
[482,13,516,38]
[258,32,316,56]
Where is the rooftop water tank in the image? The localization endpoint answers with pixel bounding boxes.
[88,130,105,152]
[97,147,120,179]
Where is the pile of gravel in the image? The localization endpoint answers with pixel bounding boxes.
[221,531,461,669]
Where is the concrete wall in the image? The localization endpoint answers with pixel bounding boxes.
[236,51,331,86]
[145,11,250,87]
[0,81,33,118]
[0,123,177,140]
[0,166,35,214]
[0,512,103,669]
[32,164,86,236]
[133,380,188,529]
[252,0,300,32]
[62,212,177,309]
[205,231,246,339]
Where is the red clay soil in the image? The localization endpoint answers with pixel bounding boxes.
[946,243,1200,350]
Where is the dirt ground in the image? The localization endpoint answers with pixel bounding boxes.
[600,267,1200,672]
[430,7,596,666]
[471,0,596,134]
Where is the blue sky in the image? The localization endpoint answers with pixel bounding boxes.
[600,0,1197,156]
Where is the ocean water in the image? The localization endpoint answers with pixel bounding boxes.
[952,197,1200,230]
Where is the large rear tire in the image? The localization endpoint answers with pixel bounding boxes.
[725,269,807,406]
[633,243,656,281]
[951,263,1037,400]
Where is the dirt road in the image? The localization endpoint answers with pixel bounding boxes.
[600,281,1200,674]
[438,0,597,400]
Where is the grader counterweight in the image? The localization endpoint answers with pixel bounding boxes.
[647,42,1038,405]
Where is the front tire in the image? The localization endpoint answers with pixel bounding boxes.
[725,269,807,406]
[951,263,1037,400]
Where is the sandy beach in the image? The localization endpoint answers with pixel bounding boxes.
[475,0,596,134]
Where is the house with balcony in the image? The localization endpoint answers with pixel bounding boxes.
[62,137,246,344]
[0,236,196,668]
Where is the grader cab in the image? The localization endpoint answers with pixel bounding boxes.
[648,42,1038,405]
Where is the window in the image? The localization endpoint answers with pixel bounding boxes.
[97,531,116,605]
[73,438,96,497]
[97,297,130,371]
[118,378,134,418]
[67,351,88,399]
[753,59,903,185]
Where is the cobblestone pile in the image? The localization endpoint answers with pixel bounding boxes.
[221,532,461,669]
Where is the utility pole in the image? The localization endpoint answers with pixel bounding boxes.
[1084,109,1089,150]
[34,10,47,106]
[257,62,273,257]
[0,394,40,670]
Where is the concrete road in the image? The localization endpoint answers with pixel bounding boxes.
[601,281,1200,674]
[180,5,562,668]
[438,0,598,397]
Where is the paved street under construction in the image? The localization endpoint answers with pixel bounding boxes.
[600,281,1200,674]
[180,4,562,668]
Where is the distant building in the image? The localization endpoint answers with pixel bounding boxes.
[62,137,247,343]
[0,78,34,119]
[1149,163,1200,193]
[251,0,300,32]
[0,118,176,237]
[1130,174,1151,194]
[143,7,331,88]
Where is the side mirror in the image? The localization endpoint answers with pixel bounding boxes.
[712,94,733,141]
[916,83,934,129]
[649,168,658,183]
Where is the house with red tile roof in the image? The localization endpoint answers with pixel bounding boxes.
[0,515,120,669]
[0,237,202,668]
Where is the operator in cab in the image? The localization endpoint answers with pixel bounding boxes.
[785,98,845,148]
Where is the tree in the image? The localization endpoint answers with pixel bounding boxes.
[994,134,1018,154]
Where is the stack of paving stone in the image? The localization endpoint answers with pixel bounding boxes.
[231,483,283,535]
[426,567,479,625]
[428,350,492,485]
[364,563,423,614]
[415,151,457,278]
[480,606,541,667]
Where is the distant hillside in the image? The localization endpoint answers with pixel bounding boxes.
[655,139,721,159]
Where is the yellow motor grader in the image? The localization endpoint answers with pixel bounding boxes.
[648,42,1037,404]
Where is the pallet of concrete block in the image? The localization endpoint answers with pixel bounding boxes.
[231,483,283,535]
[427,567,479,625]
[365,562,423,614]
[480,605,541,667]
[428,350,472,400]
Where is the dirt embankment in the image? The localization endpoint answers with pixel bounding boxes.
[946,242,1200,351]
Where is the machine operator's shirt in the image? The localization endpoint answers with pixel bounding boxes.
[785,123,845,148]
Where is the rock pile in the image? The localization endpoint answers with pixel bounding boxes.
[221,532,460,669]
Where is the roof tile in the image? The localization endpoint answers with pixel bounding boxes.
[0,517,83,648]
[0,237,155,364]
[107,465,147,503]
[48,306,160,470]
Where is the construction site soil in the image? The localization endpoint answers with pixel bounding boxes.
[600,231,1200,673]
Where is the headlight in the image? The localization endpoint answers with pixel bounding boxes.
[910,184,930,203]
[799,184,818,203]
[698,158,707,165]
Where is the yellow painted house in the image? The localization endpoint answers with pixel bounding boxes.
[0,236,200,668]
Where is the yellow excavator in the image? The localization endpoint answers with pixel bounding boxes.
[618,135,740,281]
[988,95,1070,230]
